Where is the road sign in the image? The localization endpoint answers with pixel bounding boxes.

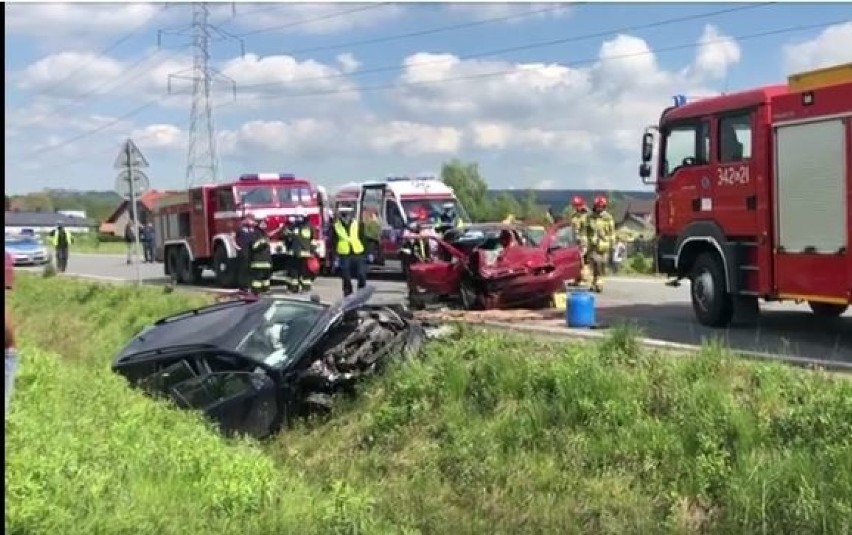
[113,138,149,169]
[114,169,151,200]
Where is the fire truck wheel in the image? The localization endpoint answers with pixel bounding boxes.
[213,245,236,288]
[690,252,733,328]
[165,247,181,280]
[808,301,848,318]
[177,247,201,284]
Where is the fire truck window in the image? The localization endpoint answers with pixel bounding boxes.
[385,201,404,229]
[277,186,312,205]
[178,213,191,237]
[239,186,275,207]
[719,114,752,162]
[217,188,236,212]
[663,124,701,177]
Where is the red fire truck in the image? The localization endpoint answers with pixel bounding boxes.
[639,62,852,327]
[153,173,329,287]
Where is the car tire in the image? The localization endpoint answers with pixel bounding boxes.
[459,277,479,311]
[690,252,733,328]
[213,245,236,288]
[808,301,848,318]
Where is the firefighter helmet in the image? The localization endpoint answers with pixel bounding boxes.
[572,196,586,210]
[593,195,608,210]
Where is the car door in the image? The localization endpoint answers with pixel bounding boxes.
[539,222,582,276]
[407,238,465,295]
[116,350,281,439]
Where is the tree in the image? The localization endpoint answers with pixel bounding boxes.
[518,189,538,220]
[488,192,521,221]
[440,159,489,222]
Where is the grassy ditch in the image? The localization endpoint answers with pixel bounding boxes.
[6,275,852,534]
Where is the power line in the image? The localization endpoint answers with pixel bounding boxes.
[161,2,243,187]
[235,3,392,37]
[34,47,191,125]
[20,99,165,158]
[39,4,168,96]
[221,19,845,105]
[23,17,845,157]
[237,3,773,91]
[282,4,577,57]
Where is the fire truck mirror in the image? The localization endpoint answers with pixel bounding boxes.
[639,163,652,180]
[641,132,654,162]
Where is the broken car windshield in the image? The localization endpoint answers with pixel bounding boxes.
[235,299,326,368]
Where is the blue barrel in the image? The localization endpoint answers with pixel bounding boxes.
[566,290,596,328]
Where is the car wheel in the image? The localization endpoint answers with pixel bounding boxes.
[213,245,236,288]
[459,277,479,311]
[808,301,848,318]
[690,252,733,328]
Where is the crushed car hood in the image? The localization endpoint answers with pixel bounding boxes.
[112,287,376,372]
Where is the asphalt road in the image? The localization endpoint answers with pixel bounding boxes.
[19,253,852,363]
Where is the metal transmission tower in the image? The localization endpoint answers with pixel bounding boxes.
[159,3,244,187]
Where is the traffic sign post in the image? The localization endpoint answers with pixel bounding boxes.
[114,139,150,285]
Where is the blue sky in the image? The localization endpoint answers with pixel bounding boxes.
[4,2,851,196]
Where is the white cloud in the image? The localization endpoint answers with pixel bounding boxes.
[15,52,125,97]
[692,24,741,79]
[783,21,852,74]
[336,53,361,74]
[4,3,163,44]
[232,3,404,35]
[130,124,185,150]
[219,118,462,160]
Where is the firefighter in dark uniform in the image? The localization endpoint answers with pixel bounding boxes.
[248,215,273,295]
[330,205,367,297]
[285,207,316,293]
[235,216,255,291]
[279,215,298,291]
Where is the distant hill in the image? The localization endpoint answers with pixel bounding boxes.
[488,189,654,213]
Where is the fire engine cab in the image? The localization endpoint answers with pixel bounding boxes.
[332,175,469,265]
[154,173,329,287]
[639,62,852,327]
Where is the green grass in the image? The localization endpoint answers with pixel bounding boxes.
[6,275,852,534]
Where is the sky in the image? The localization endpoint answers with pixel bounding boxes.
[4,1,852,195]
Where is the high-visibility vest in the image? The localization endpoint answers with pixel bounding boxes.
[588,211,615,252]
[334,220,364,256]
[49,228,73,247]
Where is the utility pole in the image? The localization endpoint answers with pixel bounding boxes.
[159,3,243,188]
[113,139,151,286]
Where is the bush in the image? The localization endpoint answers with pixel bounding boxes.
[7,275,852,534]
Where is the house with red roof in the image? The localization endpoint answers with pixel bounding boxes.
[98,190,178,236]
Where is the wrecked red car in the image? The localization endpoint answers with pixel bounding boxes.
[406,222,582,310]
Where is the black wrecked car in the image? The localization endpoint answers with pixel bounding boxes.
[112,287,426,439]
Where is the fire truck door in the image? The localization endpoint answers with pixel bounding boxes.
[657,118,712,239]
[357,184,386,223]
[188,189,209,258]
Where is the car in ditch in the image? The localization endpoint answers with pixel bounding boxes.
[407,222,582,310]
[111,287,427,439]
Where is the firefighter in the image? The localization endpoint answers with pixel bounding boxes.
[569,196,591,286]
[235,215,255,291]
[330,205,367,297]
[286,207,316,293]
[400,220,427,275]
[248,215,273,295]
[586,195,616,293]
[279,215,298,291]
